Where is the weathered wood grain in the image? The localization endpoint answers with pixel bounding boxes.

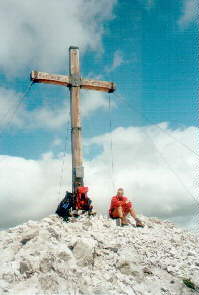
[30,71,70,86]
[81,78,116,93]
[31,71,115,92]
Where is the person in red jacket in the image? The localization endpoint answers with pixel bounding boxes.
[109,188,144,227]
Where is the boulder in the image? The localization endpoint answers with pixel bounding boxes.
[73,238,96,266]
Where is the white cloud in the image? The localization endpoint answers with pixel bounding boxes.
[178,0,198,28]
[0,86,112,130]
[0,86,69,130]
[105,50,124,73]
[0,0,116,76]
[81,90,114,117]
[0,123,198,230]
[0,152,72,229]
[0,87,26,129]
[30,100,70,130]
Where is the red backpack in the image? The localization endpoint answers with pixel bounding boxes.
[76,186,89,210]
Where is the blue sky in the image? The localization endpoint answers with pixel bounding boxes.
[0,0,198,229]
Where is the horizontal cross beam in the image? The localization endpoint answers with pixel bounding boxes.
[30,71,116,93]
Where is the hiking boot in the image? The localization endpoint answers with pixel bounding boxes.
[121,223,129,227]
[135,218,144,228]
[88,210,96,216]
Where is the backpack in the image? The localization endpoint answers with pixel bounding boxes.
[55,191,74,221]
[76,186,92,211]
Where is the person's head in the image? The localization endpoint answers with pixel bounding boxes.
[117,188,124,199]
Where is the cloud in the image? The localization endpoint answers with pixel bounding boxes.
[105,50,124,73]
[0,0,116,76]
[0,123,198,230]
[81,90,114,116]
[178,0,198,28]
[0,86,68,130]
[30,100,70,130]
[0,152,72,229]
[85,124,198,218]
[0,87,28,129]
[0,86,112,130]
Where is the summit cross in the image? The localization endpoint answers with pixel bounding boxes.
[30,46,116,192]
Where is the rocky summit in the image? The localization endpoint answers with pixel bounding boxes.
[0,214,198,295]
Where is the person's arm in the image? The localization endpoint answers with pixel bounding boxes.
[123,197,132,206]
[111,197,123,208]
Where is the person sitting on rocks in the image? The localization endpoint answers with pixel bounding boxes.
[109,188,144,227]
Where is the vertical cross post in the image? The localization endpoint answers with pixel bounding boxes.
[69,46,83,193]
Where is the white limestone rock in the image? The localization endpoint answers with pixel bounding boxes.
[72,237,96,266]
[0,214,198,295]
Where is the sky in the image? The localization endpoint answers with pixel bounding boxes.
[0,0,198,230]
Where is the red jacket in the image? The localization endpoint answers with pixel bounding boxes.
[109,195,132,215]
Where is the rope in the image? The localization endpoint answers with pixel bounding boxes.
[143,127,199,212]
[57,121,70,202]
[113,92,199,217]
[116,93,199,205]
[108,94,116,192]
[0,81,34,135]
[57,113,71,204]
[114,92,199,158]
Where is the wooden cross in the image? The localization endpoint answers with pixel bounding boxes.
[30,46,116,192]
